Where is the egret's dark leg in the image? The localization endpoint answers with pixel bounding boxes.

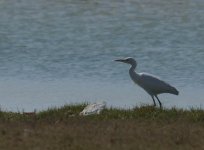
[151,96,156,106]
[155,95,162,109]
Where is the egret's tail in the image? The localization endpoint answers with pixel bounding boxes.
[170,86,179,95]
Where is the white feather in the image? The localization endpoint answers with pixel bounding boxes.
[80,101,106,116]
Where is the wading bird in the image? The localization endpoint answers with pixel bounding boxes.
[115,57,179,108]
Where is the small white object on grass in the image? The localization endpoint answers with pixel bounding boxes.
[80,101,106,116]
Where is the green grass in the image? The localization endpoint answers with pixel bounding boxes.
[0,104,204,150]
[1,104,203,122]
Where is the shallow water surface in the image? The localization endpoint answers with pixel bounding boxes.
[0,0,204,111]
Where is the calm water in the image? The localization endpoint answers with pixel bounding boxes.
[0,0,204,111]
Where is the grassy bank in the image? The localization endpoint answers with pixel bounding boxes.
[0,104,204,150]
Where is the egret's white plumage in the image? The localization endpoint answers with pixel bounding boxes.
[115,57,179,108]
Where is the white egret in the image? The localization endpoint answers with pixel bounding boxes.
[115,57,179,108]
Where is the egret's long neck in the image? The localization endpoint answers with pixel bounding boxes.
[129,63,140,84]
[130,62,136,71]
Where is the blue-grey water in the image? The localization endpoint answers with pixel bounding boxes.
[0,0,204,111]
